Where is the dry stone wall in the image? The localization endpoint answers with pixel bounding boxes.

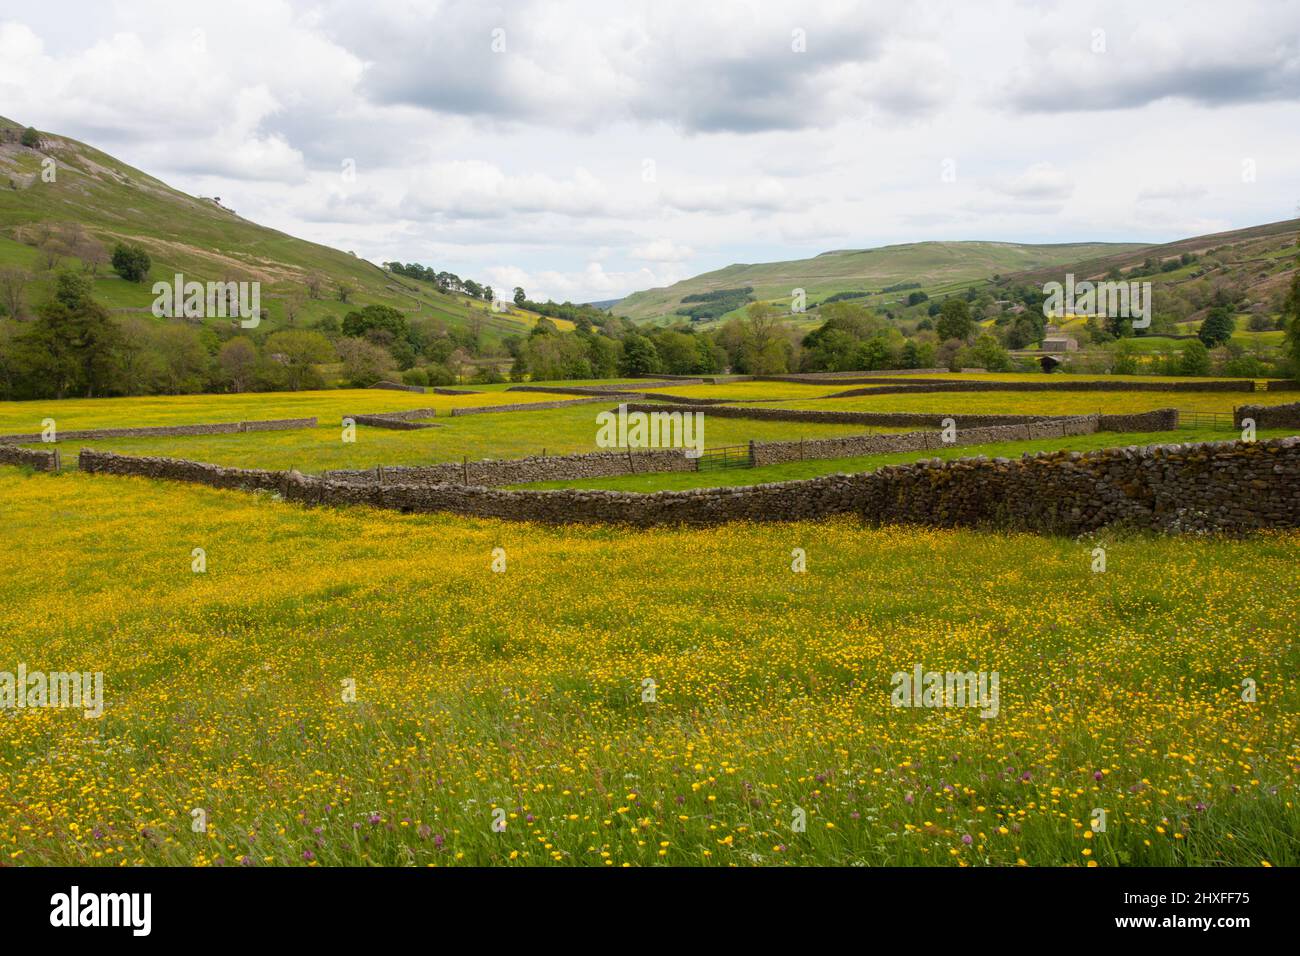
[76,437,1300,535]
[622,402,1058,428]
[321,447,697,486]
[756,370,950,382]
[449,396,615,416]
[348,409,440,430]
[640,374,753,383]
[507,380,699,394]
[0,417,317,445]
[826,379,1256,398]
[0,444,60,471]
[350,416,440,430]
[1235,401,1300,429]
[749,416,1104,467]
[1096,409,1180,432]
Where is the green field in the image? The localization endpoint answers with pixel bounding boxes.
[0,386,557,433]
[746,390,1287,417]
[35,398,900,471]
[6,377,1292,472]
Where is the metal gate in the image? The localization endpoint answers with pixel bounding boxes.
[1176,410,1237,430]
[694,444,754,471]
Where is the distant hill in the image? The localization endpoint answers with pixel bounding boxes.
[994,218,1299,290]
[615,240,1147,326]
[585,298,623,310]
[993,217,1300,338]
[0,117,549,341]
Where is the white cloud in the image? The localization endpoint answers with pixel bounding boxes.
[630,239,695,262]
[401,162,619,220]
[485,261,687,304]
[1137,183,1210,203]
[995,163,1075,202]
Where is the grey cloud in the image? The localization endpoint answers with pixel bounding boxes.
[325,0,940,133]
[1002,5,1300,114]
[1008,60,1300,112]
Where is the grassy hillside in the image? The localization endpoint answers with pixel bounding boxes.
[995,218,1300,291]
[0,116,547,342]
[995,218,1300,356]
[617,240,1146,326]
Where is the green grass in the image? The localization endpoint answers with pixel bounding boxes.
[0,387,562,433]
[0,381,665,434]
[752,390,1290,416]
[47,401,900,472]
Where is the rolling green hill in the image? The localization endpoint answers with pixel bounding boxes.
[994,218,1300,288]
[0,116,550,341]
[997,218,1300,323]
[616,240,1147,326]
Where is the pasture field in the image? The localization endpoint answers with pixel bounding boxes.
[0,380,696,435]
[41,401,903,472]
[5,377,1289,473]
[747,390,1292,417]
[0,386,544,434]
[648,375,1297,407]
[0,469,1295,867]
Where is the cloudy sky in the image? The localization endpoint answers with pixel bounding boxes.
[3,0,1299,302]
